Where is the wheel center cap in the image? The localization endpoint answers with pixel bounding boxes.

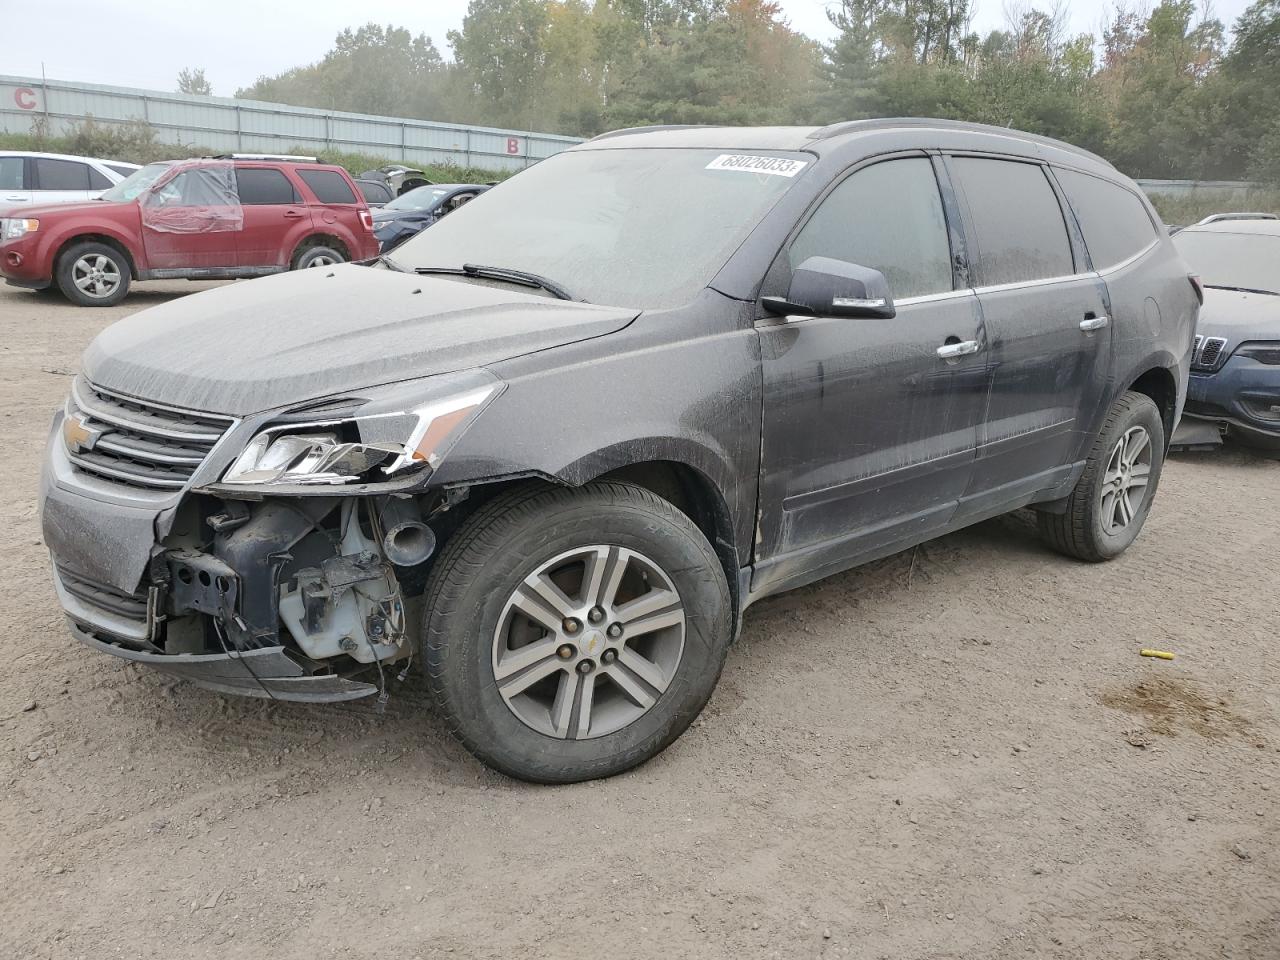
[581,630,604,657]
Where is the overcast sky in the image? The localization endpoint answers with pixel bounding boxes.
[4,0,1253,97]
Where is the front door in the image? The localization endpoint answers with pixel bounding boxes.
[945,156,1112,505]
[141,166,240,271]
[754,155,990,596]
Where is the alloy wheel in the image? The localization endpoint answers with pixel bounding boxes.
[492,545,686,740]
[1100,425,1153,533]
[72,254,122,299]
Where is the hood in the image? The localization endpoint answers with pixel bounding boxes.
[3,199,128,219]
[83,264,638,416]
[1198,287,1280,342]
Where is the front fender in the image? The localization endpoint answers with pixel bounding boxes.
[427,298,763,564]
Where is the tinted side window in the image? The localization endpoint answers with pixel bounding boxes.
[1056,168,1157,269]
[106,163,138,178]
[34,158,91,191]
[0,156,23,190]
[236,168,301,205]
[951,158,1073,285]
[790,157,953,299]
[87,167,111,190]
[298,169,357,204]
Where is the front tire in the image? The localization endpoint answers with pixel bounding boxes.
[1037,391,1166,561]
[55,241,131,307]
[423,482,732,783]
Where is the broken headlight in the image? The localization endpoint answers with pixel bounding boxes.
[222,432,403,485]
[220,372,502,487]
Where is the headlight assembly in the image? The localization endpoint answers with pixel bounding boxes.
[1,218,39,241]
[220,373,502,487]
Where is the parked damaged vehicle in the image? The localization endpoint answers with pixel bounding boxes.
[1,154,378,306]
[41,120,1197,783]
[359,164,432,197]
[372,183,490,251]
[1173,217,1280,450]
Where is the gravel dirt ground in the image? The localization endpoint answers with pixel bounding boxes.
[1,280,1277,960]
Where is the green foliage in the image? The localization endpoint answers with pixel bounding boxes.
[0,116,187,164]
[17,0,1280,182]
[0,130,510,184]
[177,68,213,96]
[1147,188,1280,224]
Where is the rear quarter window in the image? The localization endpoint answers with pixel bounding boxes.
[87,167,112,190]
[298,169,357,204]
[951,157,1074,286]
[1056,168,1158,270]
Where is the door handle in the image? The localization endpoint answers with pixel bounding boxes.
[937,339,980,359]
[4,195,29,201]
[1080,315,1110,332]
[283,210,305,219]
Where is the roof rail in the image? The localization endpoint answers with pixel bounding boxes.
[1196,212,1279,224]
[586,124,715,143]
[207,153,319,163]
[809,118,1114,167]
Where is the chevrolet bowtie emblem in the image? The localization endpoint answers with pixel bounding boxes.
[62,414,102,455]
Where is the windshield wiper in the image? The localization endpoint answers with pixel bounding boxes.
[414,263,575,300]
[1203,284,1279,296]
[377,253,409,273]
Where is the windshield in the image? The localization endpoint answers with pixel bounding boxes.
[392,148,811,308]
[99,162,174,202]
[1174,230,1280,294]
[384,186,450,212]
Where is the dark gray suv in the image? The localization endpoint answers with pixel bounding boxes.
[40,120,1198,782]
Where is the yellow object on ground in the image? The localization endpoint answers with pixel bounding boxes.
[1140,649,1176,660]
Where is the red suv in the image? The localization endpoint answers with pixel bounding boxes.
[0,154,379,306]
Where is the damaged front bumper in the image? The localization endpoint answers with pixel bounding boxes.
[40,390,427,703]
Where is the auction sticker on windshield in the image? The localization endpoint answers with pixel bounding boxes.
[705,155,808,177]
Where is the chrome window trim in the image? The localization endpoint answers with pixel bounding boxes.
[895,288,974,306]
[1095,237,1160,277]
[971,271,1098,296]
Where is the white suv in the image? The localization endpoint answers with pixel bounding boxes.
[0,151,140,207]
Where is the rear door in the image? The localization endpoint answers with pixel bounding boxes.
[31,157,99,203]
[755,154,989,592]
[234,166,311,268]
[295,167,367,252]
[946,155,1112,507]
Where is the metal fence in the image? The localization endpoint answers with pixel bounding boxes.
[0,74,583,171]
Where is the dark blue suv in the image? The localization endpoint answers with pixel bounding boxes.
[1174,218,1280,450]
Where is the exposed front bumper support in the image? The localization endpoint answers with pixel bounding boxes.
[68,621,379,702]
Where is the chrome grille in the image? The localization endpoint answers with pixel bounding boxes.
[68,377,234,490]
[1192,336,1228,371]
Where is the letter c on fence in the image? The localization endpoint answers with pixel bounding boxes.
[506,137,521,155]
[15,88,38,110]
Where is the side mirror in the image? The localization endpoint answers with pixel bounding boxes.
[763,256,896,320]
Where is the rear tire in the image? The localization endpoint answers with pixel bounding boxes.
[291,244,346,270]
[1037,391,1165,562]
[423,481,732,784]
[55,241,131,307]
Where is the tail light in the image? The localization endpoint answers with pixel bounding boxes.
[359,209,374,232]
[1189,274,1204,305]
